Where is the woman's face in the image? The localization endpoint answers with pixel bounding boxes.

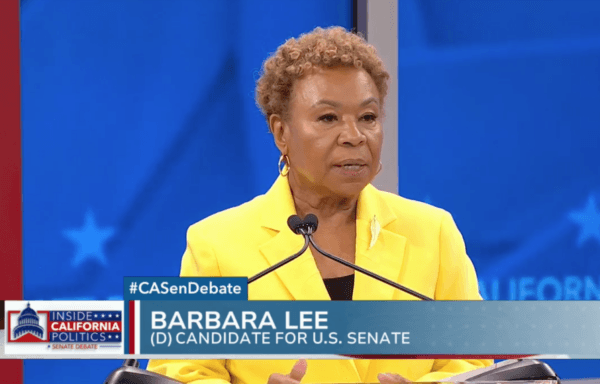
[274,66,383,198]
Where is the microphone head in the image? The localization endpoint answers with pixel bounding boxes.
[287,215,304,234]
[303,214,318,233]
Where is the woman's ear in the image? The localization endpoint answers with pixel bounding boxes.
[269,114,288,155]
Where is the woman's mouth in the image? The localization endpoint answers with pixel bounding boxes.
[333,164,368,177]
[339,164,364,171]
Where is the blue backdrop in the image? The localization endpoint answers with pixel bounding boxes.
[397,0,600,302]
[20,0,599,382]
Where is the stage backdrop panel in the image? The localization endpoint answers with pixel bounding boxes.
[398,0,600,302]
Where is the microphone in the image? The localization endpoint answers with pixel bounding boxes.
[247,215,310,284]
[288,213,317,235]
[287,214,305,234]
[301,214,433,301]
[303,213,318,234]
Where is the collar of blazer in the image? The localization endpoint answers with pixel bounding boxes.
[257,176,409,302]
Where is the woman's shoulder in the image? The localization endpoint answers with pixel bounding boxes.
[375,188,450,223]
[367,188,460,243]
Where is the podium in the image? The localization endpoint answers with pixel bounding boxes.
[103,359,564,384]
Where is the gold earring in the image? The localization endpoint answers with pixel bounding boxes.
[278,155,290,177]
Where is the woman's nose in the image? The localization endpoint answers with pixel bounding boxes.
[339,118,366,146]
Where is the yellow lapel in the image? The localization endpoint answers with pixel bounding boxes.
[352,185,408,301]
[257,176,330,301]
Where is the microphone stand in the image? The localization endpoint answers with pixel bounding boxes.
[247,235,310,284]
[304,231,433,301]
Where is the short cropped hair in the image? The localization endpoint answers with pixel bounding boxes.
[256,26,390,131]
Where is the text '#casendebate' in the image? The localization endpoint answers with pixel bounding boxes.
[124,277,248,301]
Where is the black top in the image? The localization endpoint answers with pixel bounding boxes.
[323,274,355,301]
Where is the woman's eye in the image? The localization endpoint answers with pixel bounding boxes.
[361,114,378,122]
[318,114,337,123]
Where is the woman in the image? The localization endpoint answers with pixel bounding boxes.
[149,26,491,383]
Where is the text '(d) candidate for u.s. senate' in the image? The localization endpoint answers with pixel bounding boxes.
[148,26,492,384]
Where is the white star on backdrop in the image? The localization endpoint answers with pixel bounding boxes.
[569,194,600,247]
[63,210,115,267]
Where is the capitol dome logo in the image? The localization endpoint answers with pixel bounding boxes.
[8,303,49,342]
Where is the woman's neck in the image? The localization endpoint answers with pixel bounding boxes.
[287,174,358,224]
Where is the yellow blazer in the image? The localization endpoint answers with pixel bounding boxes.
[148,176,492,383]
